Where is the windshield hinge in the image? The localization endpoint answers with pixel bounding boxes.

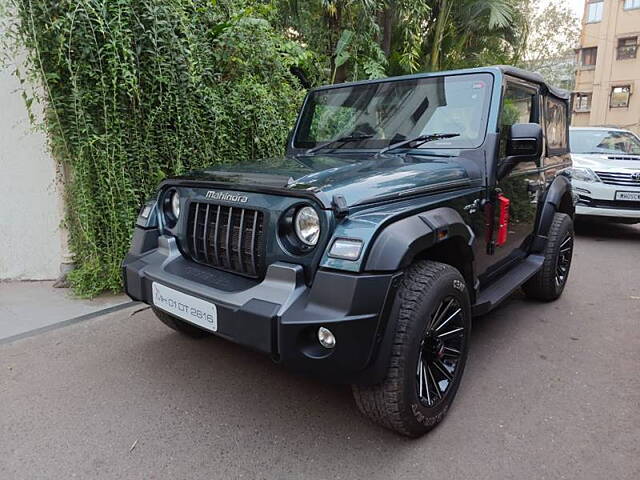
[332,195,349,219]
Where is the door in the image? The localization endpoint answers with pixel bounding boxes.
[488,79,543,273]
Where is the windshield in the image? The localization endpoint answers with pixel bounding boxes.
[570,129,640,155]
[294,73,494,151]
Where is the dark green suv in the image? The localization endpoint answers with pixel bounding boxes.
[123,66,575,437]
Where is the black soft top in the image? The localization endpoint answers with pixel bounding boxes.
[497,65,570,101]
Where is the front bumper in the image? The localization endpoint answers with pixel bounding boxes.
[123,228,398,383]
[573,180,640,220]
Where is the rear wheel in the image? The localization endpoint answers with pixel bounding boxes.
[522,212,574,301]
[152,308,211,338]
[352,260,471,437]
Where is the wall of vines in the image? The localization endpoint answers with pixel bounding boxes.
[6,0,304,295]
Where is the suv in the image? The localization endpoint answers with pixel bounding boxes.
[123,66,575,437]
[569,127,640,224]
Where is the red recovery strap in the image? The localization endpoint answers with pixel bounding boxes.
[496,194,510,247]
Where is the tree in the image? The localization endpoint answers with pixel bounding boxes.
[518,0,581,89]
[274,0,528,84]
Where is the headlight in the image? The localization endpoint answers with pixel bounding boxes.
[294,206,320,246]
[170,190,181,218]
[564,167,601,183]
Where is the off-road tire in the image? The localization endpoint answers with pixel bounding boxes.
[522,212,574,301]
[352,260,471,437]
[152,308,211,338]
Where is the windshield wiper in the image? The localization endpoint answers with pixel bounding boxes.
[376,133,460,156]
[305,134,373,155]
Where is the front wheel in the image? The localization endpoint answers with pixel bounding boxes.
[352,260,471,437]
[522,212,574,301]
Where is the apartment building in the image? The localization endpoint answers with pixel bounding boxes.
[573,0,640,134]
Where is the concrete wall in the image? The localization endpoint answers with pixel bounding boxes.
[573,0,640,134]
[0,59,64,280]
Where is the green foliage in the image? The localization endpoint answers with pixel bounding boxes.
[6,0,304,296]
[4,0,534,296]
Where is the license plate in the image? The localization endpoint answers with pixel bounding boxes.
[615,191,640,201]
[152,282,218,332]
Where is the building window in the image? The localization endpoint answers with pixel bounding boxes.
[574,93,592,112]
[581,47,598,67]
[610,86,631,108]
[624,0,640,11]
[617,37,638,59]
[586,0,603,22]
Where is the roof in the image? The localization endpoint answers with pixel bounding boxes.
[310,65,571,101]
[570,126,636,133]
[495,65,571,100]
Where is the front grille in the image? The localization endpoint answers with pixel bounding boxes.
[186,202,265,278]
[578,195,640,211]
[595,171,640,186]
[591,199,640,211]
[607,156,640,161]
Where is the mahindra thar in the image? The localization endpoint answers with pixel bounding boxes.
[123,66,575,437]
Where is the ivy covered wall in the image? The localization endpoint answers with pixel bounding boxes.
[7,0,305,295]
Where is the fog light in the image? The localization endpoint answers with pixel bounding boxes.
[317,327,336,349]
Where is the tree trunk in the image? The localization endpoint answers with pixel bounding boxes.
[430,0,450,71]
[380,6,392,59]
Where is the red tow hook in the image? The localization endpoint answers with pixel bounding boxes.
[496,194,510,247]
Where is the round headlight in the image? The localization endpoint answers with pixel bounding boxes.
[294,206,320,246]
[170,190,180,219]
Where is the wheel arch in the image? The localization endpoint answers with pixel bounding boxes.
[532,175,574,252]
[364,207,475,294]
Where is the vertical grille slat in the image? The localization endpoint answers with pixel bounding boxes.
[186,202,265,279]
[192,203,200,260]
[250,210,258,276]
[202,204,211,264]
[225,207,233,269]
[213,205,221,265]
[237,209,245,274]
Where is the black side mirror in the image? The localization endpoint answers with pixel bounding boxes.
[497,123,543,179]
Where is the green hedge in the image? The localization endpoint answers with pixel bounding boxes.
[8,0,304,296]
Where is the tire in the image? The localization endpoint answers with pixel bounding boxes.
[352,261,471,437]
[152,307,211,338]
[522,212,574,301]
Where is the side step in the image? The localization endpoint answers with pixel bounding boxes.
[472,254,545,316]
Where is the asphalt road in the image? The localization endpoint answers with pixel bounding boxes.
[1,221,639,480]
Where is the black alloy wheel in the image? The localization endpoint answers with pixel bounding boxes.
[555,232,573,288]
[416,297,465,408]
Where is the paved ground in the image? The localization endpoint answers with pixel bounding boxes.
[0,281,130,341]
[1,222,638,480]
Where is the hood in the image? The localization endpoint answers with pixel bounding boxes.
[174,154,475,207]
[571,153,640,173]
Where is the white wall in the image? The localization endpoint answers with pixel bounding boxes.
[0,59,63,280]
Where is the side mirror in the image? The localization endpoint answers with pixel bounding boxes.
[497,123,543,179]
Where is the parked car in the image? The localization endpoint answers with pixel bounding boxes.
[569,127,640,224]
[123,66,575,437]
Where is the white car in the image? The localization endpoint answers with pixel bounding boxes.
[569,127,640,224]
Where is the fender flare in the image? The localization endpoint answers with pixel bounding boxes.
[532,175,574,252]
[364,207,475,272]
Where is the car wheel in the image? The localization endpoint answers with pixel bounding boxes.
[522,212,574,301]
[152,307,211,338]
[352,260,471,437]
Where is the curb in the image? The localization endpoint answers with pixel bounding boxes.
[0,301,139,345]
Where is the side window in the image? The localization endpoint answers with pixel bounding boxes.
[499,83,537,161]
[545,96,568,154]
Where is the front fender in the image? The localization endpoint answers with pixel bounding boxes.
[364,207,474,271]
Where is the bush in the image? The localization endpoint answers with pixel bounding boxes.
[7,0,304,296]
